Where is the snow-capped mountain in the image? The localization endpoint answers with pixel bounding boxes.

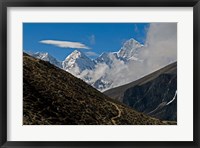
[96,38,143,66]
[62,50,96,75]
[31,52,62,68]
[117,38,143,60]
[28,38,144,92]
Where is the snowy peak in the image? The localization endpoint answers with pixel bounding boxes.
[31,52,62,68]
[122,38,143,50]
[32,52,50,61]
[96,38,143,66]
[95,52,118,66]
[62,50,95,73]
[28,38,144,92]
[117,38,143,60]
[64,50,87,61]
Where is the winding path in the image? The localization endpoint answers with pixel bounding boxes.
[109,101,122,125]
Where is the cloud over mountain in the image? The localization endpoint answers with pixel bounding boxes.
[40,40,90,49]
[34,23,177,92]
[90,23,177,90]
[108,23,177,88]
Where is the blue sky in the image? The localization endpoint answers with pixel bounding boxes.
[23,23,149,61]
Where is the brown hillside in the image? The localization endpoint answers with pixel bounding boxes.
[23,53,174,125]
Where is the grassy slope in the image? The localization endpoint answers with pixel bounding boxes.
[23,53,174,125]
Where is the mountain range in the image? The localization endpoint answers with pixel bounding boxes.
[23,53,175,125]
[28,37,177,122]
[29,38,144,91]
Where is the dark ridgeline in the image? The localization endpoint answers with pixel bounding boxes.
[104,62,177,121]
[23,53,175,125]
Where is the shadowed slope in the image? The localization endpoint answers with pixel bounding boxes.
[104,62,177,101]
[104,62,177,121]
[23,53,174,125]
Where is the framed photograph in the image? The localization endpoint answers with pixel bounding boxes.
[0,0,199,147]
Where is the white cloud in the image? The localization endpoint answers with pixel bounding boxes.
[99,23,177,90]
[66,23,177,91]
[40,40,90,49]
[139,23,177,71]
[112,23,177,87]
[90,63,109,83]
[79,63,109,84]
[85,51,99,57]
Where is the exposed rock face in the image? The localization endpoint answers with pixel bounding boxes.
[123,73,177,121]
[104,62,177,121]
[23,53,175,125]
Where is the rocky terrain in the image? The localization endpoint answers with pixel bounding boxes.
[104,62,177,121]
[23,53,175,125]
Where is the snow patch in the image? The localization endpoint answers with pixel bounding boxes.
[166,90,177,105]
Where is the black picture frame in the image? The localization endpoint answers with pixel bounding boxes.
[0,0,199,147]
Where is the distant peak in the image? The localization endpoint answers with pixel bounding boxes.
[127,38,138,42]
[34,52,49,56]
[71,49,85,56]
[72,49,80,53]
[65,49,88,61]
[120,38,144,50]
[117,38,143,59]
[123,38,143,47]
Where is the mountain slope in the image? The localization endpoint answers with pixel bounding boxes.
[117,38,143,60]
[23,53,174,125]
[62,50,95,73]
[31,52,62,68]
[104,62,177,121]
[95,52,119,66]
